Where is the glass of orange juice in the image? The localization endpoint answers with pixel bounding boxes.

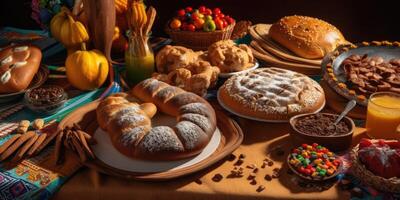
[366,92,400,139]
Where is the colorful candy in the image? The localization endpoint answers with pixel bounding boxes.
[288,143,340,179]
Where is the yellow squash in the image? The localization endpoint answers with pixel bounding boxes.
[50,7,89,49]
[65,44,109,90]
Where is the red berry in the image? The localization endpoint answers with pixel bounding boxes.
[181,22,188,31]
[205,8,212,15]
[222,20,228,28]
[213,8,221,15]
[185,6,193,13]
[191,14,199,21]
[225,16,235,24]
[199,6,206,13]
[187,24,196,32]
[177,9,186,17]
[218,13,225,19]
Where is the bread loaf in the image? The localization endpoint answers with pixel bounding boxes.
[96,78,217,160]
[0,45,42,94]
[269,16,346,59]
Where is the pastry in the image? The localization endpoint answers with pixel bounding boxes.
[153,61,220,96]
[218,67,325,121]
[269,16,347,59]
[351,139,400,192]
[0,45,42,94]
[154,45,220,96]
[96,78,217,160]
[155,45,200,73]
[208,40,255,73]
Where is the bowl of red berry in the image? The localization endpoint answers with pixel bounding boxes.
[165,6,236,50]
[287,143,342,181]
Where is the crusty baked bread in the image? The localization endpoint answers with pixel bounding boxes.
[0,45,42,94]
[96,78,217,160]
[154,45,220,96]
[218,67,325,121]
[208,40,255,73]
[269,16,346,59]
[152,60,220,96]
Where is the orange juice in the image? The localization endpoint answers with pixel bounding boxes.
[366,92,400,139]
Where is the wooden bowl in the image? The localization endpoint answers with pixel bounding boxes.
[289,113,355,152]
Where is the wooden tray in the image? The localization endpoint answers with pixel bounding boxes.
[320,79,366,119]
[58,100,244,180]
[249,24,322,66]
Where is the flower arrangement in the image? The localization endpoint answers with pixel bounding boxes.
[31,0,74,29]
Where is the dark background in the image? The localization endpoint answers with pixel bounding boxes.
[1,0,399,43]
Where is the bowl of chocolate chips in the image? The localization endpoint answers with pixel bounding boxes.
[289,113,355,152]
[24,85,68,114]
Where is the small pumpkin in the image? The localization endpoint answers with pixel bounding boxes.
[66,44,109,90]
[50,7,89,49]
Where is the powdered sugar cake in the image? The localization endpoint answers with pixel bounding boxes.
[218,67,325,121]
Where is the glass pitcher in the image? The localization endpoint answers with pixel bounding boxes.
[125,33,155,86]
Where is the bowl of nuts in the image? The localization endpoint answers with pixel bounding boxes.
[24,85,68,114]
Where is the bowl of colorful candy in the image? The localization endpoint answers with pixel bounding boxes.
[287,143,342,181]
[165,6,236,50]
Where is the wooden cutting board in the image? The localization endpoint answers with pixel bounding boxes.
[249,24,322,66]
[250,41,321,75]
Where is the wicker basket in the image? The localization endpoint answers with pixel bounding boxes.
[165,22,235,50]
[350,143,400,193]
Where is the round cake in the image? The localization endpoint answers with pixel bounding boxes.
[218,67,325,121]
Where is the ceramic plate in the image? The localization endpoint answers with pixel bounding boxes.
[58,100,244,180]
[0,66,49,104]
[218,61,259,78]
[92,127,221,173]
[322,44,400,106]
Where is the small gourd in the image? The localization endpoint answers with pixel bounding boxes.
[65,43,109,90]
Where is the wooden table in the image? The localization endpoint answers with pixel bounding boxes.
[52,112,366,200]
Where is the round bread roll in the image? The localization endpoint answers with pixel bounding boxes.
[218,67,325,121]
[269,16,347,59]
[96,78,217,160]
[0,45,42,94]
